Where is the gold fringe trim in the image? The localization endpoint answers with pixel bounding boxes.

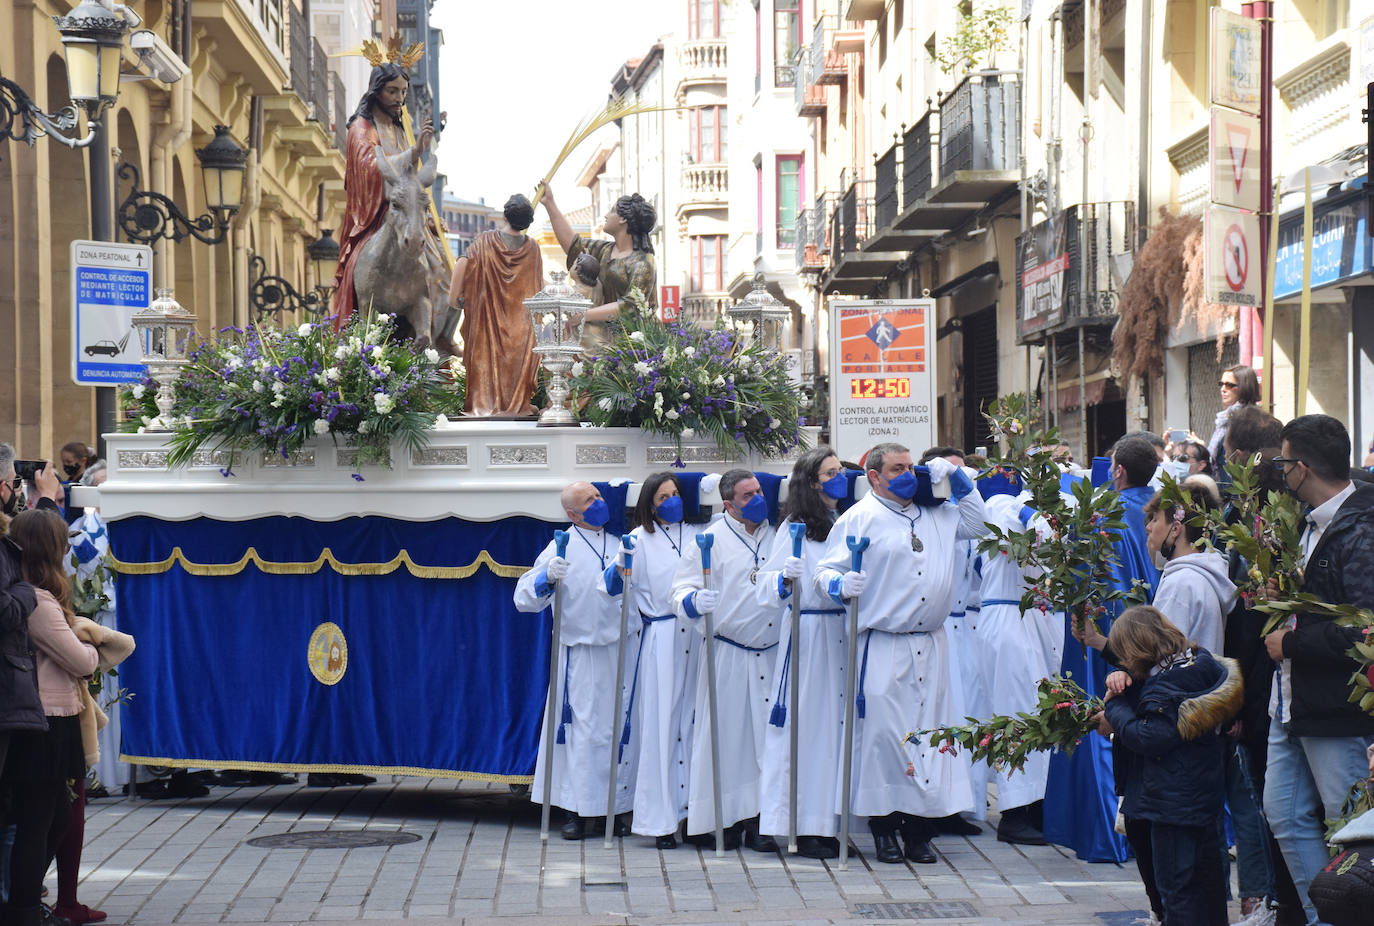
[106,547,530,580]
[119,754,533,785]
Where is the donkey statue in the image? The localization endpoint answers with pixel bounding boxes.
[352,146,449,350]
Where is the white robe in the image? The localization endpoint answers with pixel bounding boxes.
[975,494,1053,811]
[814,489,985,819]
[755,519,848,838]
[515,525,635,816]
[618,521,703,836]
[946,538,989,818]
[671,516,778,834]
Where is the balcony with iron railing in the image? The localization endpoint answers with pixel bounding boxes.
[1016,201,1137,343]
[678,38,727,100]
[930,70,1020,203]
[793,47,826,116]
[808,15,854,86]
[331,70,346,151]
[794,207,827,271]
[260,2,346,170]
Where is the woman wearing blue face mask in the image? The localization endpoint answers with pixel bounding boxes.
[611,472,704,849]
[753,446,850,858]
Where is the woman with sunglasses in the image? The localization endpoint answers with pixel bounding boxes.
[1207,364,1260,462]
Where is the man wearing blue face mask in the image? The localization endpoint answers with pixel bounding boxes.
[515,481,635,840]
[671,468,779,851]
[814,442,987,865]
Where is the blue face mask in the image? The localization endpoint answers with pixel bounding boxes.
[821,472,848,500]
[885,470,919,501]
[581,498,610,528]
[656,495,684,524]
[738,493,769,524]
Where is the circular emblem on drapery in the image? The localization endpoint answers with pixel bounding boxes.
[307,622,348,685]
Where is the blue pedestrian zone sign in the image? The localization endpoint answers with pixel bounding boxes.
[70,240,152,386]
[865,317,900,350]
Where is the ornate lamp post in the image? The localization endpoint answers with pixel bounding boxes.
[117,125,247,244]
[130,287,196,430]
[525,271,589,427]
[1,0,130,148]
[249,231,337,323]
[308,229,340,297]
[726,273,791,353]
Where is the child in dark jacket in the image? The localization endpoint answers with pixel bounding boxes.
[1100,605,1243,926]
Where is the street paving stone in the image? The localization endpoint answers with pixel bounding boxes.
[71,778,1242,924]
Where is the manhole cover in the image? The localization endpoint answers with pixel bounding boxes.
[853,901,978,919]
[246,830,422,849]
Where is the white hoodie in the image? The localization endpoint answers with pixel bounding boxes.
[1150,550,1238,655]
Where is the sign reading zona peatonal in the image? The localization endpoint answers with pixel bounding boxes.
[70,239,152,387]
[1205,206,1261,307]
[828,298,936,456]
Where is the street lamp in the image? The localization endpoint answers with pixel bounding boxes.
[308,229,341,293]
[249,255,330,322]
[726,273,791,353]
[1,0,131,149]
[116,126,247,244]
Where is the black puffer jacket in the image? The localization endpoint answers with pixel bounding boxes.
[1282,481,1374,737]
[1,532,45,733]
[1104,649,1242,823]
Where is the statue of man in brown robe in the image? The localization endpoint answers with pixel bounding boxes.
[447,195,544,417]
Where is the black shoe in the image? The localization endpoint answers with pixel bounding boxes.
[613,814,632,837]
[307,772,376,788]
[1027,799,1044,831]
[996,813,1048,846]
[872,832,903,863]
[903,838,937,863]
[796,835,839,859]
[933,813,982,836]
[655,834,677,849]
[163,771,209,799]
[745,830,778,852]
[685,828,741,851]
[560,815,586,840]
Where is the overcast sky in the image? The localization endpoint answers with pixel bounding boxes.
[431,2,674,211]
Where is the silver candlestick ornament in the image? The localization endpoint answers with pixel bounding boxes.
[525,271,589,427]
[130,287,196,430]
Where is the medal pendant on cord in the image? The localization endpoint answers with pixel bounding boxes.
[749,567,758,584]
[911,533,923,553]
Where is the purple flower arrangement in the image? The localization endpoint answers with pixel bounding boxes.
[118,314,464,475]
[567,301,805,462]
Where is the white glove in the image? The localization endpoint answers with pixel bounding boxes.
[924,457,958,486]
[841,570,867,598]
[781,556,804,581]
[690,588,719,614]
[546,556,570,582]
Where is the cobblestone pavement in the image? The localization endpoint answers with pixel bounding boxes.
[71,778,1209,925]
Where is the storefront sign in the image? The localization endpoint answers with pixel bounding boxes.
[1017,212,1069,337]
[1273,195,1374,300]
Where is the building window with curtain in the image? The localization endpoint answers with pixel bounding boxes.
[688,106,727,163]
[688,0,721,39]
[774,0,800,87]
[776,155,803,248]
[689,235,725,292]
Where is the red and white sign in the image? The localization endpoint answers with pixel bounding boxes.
[1205,205,1261,307]
[659,285,681,323]
[1209,106,1261,211]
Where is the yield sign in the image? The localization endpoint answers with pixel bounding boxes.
[1209,106,1261,211]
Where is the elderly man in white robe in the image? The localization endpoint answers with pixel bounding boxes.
[671,468,779,851]
[815,442,986,864]
[515,481,636,840]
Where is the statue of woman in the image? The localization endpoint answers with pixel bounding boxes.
[538,184,658,326]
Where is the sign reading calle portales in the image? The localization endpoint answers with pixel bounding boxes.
[828,299,936,456]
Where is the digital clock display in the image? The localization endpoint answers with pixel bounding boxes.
[849,377,912,399]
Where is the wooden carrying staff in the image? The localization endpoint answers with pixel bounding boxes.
[786,521,806,855]
[839,536,869,870]
[540,530,571,842]
[604,533,635,847]
[695,533,726,857]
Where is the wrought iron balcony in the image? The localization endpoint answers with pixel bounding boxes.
[902,113,934,206]
[793,47,826,116]
[809,15,848,86]
[935,70,1019,197]
[1016,201,1137,343]
[794,207,827,271]
[875,142,899,231]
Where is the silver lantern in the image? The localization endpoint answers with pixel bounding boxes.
[130,287,196,430]
[525,271,589,427]
[726,273,791,353]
